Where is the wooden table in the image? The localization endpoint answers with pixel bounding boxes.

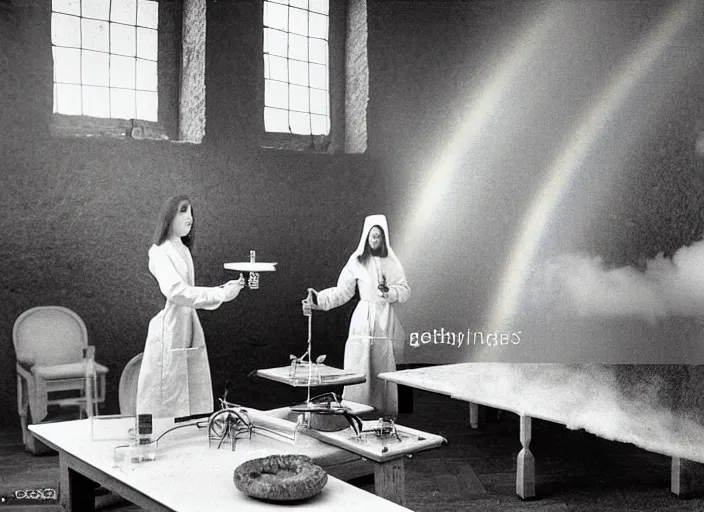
[379,363,704,500]
[29,413,414,512]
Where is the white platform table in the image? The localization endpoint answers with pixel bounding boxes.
[379,363,704,500]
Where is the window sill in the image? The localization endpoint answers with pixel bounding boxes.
[260,132,333,153]
[50,114,171,142]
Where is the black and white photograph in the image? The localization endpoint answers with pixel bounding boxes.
[2,0,704,510]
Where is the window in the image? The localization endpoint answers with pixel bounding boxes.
[263,0,330,137]
[51,0,159,122]
[49,0,206,143]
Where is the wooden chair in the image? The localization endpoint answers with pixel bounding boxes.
[118,353,143,415]
[13,306,108,453]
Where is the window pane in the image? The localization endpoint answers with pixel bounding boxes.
[110,55,135,89]
[289,111,310,134]
[265,79,288,109]
[309,63,327,90]
[54,83,82,115]
[111,0,136,25]
[82,85,110,117]
[264,106,289,133]
[82,18,109,52]
[263,0,329,136]
[136,90,158,121]
[288,6,308,36]
[289,84,309,112]
[288,33,307,61]
[53,46,81,84]
[264,28,288,58]
[82,0,110,20]
[53,0,80,16]
[309,88,327,115]
[309,0,328,15]
[52,13,81,47]
[82,50,109,86]
[268,0,289,5]
[310,114,329,135]
[265,55,289,82]
[289,60,308,87]
[264,2,288,31]
[137,27,158,61]
[111,23,136,57]
[309,12,327,40]
[111,88,136,119]
[136,59,157,91]
[137,0,158,29]
[53,0,160,124]
[309,38,327,65]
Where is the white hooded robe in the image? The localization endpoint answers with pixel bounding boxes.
[316,215,410,417]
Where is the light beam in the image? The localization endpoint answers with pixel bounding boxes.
[396,3,566,259]
[487,0,702,337]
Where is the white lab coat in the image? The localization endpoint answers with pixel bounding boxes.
[136,240,225,418]
[316,215,410,417]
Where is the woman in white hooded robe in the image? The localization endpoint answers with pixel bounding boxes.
[136,195,245,418]
[309,214,410,417]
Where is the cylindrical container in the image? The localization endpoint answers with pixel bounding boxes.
[131,414,157,462]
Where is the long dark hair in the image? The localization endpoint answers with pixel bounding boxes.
[357,224,388,263]
[151,195,195,249]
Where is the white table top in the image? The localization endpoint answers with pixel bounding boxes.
[379,363,704,465]
[224,262,277,272]
[256,365,366,387]
[29,415,412,512]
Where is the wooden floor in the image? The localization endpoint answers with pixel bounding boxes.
[2,389,704,511]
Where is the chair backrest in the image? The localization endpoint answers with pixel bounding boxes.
[12,306,88,366]
[119,353,143,415]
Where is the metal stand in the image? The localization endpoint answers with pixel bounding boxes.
[207,399,253,451]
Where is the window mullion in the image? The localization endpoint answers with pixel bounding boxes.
[307,6,312,136]
[79,10,84,116]
[287,5,292,133]
[108,0,113,118]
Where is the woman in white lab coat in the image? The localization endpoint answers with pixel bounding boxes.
[308,214,410,417]
[136,195,245,418]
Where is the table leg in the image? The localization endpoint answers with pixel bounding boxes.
[516,415,536,499]
[374,457,406,506]
[671,456,704,498]
[398,384,414,414]
[17,375,30,449]
[60,454,95,511]
[469,403,479,429]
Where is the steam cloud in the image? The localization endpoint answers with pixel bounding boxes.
[505,364,704,459]
[443,364,704,460]
[540,240,704,323]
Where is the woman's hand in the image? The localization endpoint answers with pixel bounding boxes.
[378,287,398,303]
[306,288,321,309]
[221,274,246,301]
